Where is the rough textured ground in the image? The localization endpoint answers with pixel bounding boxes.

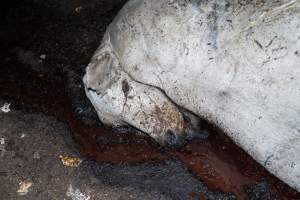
[0,108,236,200]
[0,0,299,199]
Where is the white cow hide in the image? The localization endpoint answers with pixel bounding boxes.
[83,0,300,191]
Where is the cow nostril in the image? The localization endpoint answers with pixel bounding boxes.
[165,130,178,146]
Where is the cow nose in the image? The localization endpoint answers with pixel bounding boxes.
[162,130,185,147]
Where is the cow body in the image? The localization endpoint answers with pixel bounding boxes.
[83,0,300,191]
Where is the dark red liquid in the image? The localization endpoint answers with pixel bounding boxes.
[1,62,299,200]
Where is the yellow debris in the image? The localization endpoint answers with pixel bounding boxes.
[59,155,82,167]
[17,181,33,195]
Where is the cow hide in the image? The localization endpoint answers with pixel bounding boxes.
[83,0,300,191]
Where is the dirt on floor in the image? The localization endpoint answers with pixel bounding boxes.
[0,0,299,200]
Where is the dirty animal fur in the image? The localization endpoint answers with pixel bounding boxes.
[84,0,300,191]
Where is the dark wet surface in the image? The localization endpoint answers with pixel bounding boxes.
[0,0,299,199]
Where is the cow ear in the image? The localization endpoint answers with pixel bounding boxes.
[83,52,113,91]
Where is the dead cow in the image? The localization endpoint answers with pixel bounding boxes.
[83,0,300,192]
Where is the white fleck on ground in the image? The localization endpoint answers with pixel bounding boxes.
[17,181,33,195]
[1,103,11,113]
[67,185,90,200]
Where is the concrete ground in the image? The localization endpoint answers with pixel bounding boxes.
[0,106,235,200]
